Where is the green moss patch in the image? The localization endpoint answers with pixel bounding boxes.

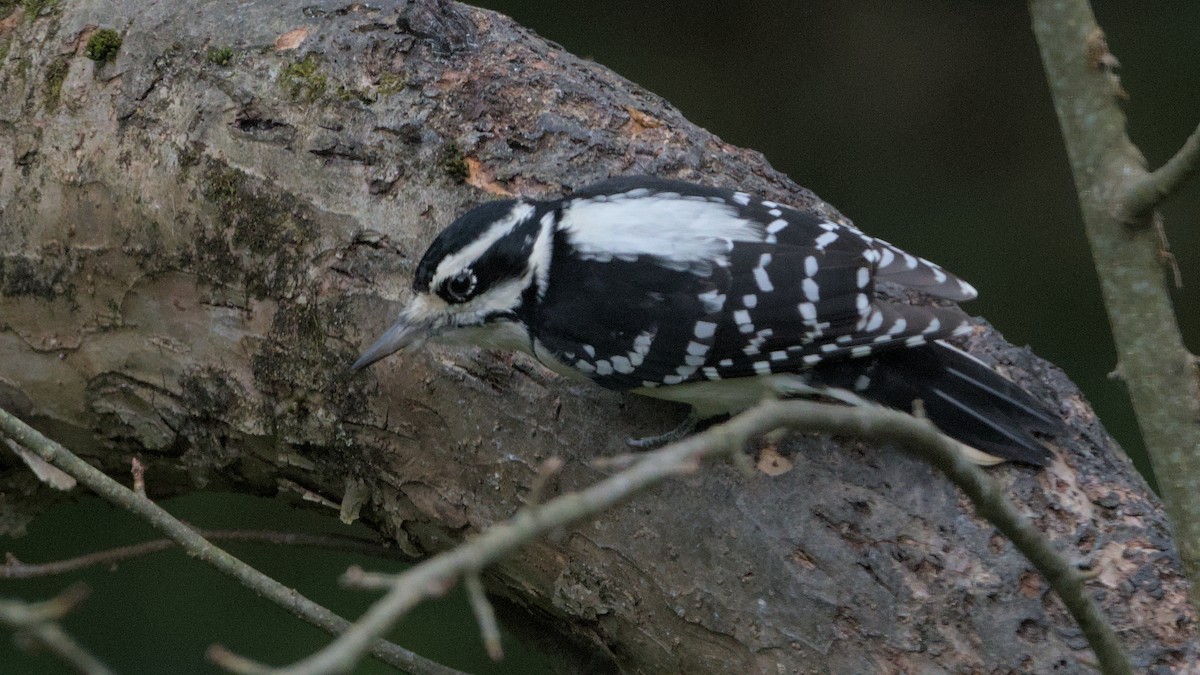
[206,46,233,67]
[84,28,121,63]
[194,162,318,299]
[0,251,77,300]
[22,0,60,21]
[439,142,468,183]
[279,53,327,102]
[44,57,68,109]
[375,71,406,96]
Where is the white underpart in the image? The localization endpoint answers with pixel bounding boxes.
[431,202,537,289]
[632,374,811,417]
[631,375,1005,466]
[559,194,762,266]
[429,319,600,389]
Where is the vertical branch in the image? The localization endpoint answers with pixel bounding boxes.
[1028,0,1200,608]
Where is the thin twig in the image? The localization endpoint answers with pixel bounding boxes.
[5,540,175,579]
[241,400,1129,675]
[1123,119,1200,218]
[3,437,75,490]
[2,530,412,579]
[0,406,465,675]
[208,644,273,675]
[341,565,398,590]
[131,457,146,498]
[0,584,115,675]
[465,574,503,661]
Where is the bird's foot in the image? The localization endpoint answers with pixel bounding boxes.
[625,411,729,450]
[625,410,699,450]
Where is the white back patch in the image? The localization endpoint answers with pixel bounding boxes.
[559,195,762,265]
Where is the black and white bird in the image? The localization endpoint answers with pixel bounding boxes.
[352,177,1058,466]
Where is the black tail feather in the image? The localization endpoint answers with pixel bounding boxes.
[807,341,1059,465]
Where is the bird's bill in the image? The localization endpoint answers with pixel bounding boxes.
[352,295,451,370]
[351,316,431,370]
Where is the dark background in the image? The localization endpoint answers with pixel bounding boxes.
[4,2,1197,672]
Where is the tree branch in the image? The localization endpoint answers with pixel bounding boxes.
[1122,119,1200,218]
[0,585,114,675]
[464,574,503,661]
[2,530,411,579]
[1029,0,1200,612]
[215,400,1130,675]
[0,406,463,675]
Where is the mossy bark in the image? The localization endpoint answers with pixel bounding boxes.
[0,0,1196,670]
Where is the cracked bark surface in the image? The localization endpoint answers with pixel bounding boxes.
[0,0,1196,671]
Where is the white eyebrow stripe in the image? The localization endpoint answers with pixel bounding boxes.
[433,202,536,287]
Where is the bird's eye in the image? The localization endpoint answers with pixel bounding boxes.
[443,271,477,303]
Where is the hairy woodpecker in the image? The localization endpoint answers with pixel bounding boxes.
[353,177,1058,465]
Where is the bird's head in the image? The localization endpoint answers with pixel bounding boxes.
[351,198,553,370]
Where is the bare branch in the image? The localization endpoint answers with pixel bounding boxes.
[2,530,411,580]
[341,565,399,591]
[0,406,464,675]
[3,437,75,491]
[131,457,147,498]
[465,574,503,661]
[239,400,1130,675]
[524,456,565,507]
[0,585,114,675]
[208,645,273,675]
[1030,0,1200,613]
[1123,119,1200,217]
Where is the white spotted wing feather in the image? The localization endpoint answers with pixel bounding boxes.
[535,177,977,389]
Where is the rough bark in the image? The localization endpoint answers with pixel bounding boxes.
[0,0,1195,672]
